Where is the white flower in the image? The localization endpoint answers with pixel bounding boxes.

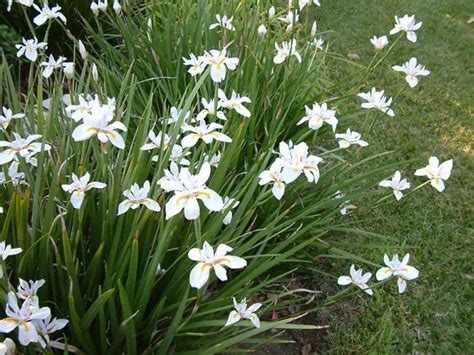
[188,241,247,289]
[221,197,239,225]
[163,163,224,220]
[370,35,388,50]
[15,38,47,62]
[225,297,262,328]
[91,0,108,15]
[0,292,50,346]
[196,98,227,121]
[72,102,127,149]
[168,144,191,165]
[202,48,239,83]
[181,120,232,148]
[0,242,22,261]
[40,55,66,79]
[0,338,15,354]
[297,102,337,131]
[118,181,161,215]
[358,88,394,117]
[0,163,25,186]
[258,162,286,200]
[158,162,182,192]
[389,15,422,43]
[209,14,235,31]
[32,4,67,26]
[63,62,75,79]
[376,254,419,293]
[0,107,25,130]
[335,128,368,148]
[379,171,410,200]
[161,106,192,125]
[278,10,299,32]
[65,94,97,122]
[257,24,267,36]
[274,40,301,64]
[415,157,453,192]
[392,57,430,88]
[61,172,106,209]
[16,279,45,304]
[35,314,68,348]
[0,133,51,166]
[299,0,320,10]
[311,37,324,51]
[182,54,205,76]
[113,0,121,14]
[140,131,171,151]
[276,141,323,184]
[218,90,252,118]
[78,40,88,60]
[337,265,373,296]
[203,152,221,167]
[7,0,33,12]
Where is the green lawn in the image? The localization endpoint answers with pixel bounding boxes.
[316,0,473,353]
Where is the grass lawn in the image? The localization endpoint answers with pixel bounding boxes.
[315,0,473,353]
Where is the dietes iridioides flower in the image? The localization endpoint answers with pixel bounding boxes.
[376,254,419,293]
[392,57,430,88]
[225,297,262,328]
[379,171,410,200]
[276,141,323,184]
[202,48,239,83]
[162,162,224,220]
[389,15,422,43]
[32,3,67,26]
[258,162,286,200]
[370,35,388,50]
[72,101,127,149]
[62,172,106,209]
[358,88,395,117]
[188,241,247,289]
[0,133,51,166]
[335,129,368,148]
[118,181,161,215]
[274,40,302,64]
[181,120,232,148]
[0,292,50,346]
[415,156,453,192]
[338,265,373,296]
[218,90,252,118]
[0,107,25,130]
[15,38,47,62]
[297,102,338,131]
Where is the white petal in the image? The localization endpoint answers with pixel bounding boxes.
[225,310,242,326]
[221,255,247,269]
[107,131,125,149]
[376,267,393,281]
[165,194,185,220]
[213,264,228,281]
[189,262,211,289]
[199,189,223,212]
[337,276,352,286]
[70,191,85,209]
[184,197,200,220]
[397,278,407,293]
[117,201,130,215]
[72,124,96,141]
[398,265,419,280]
